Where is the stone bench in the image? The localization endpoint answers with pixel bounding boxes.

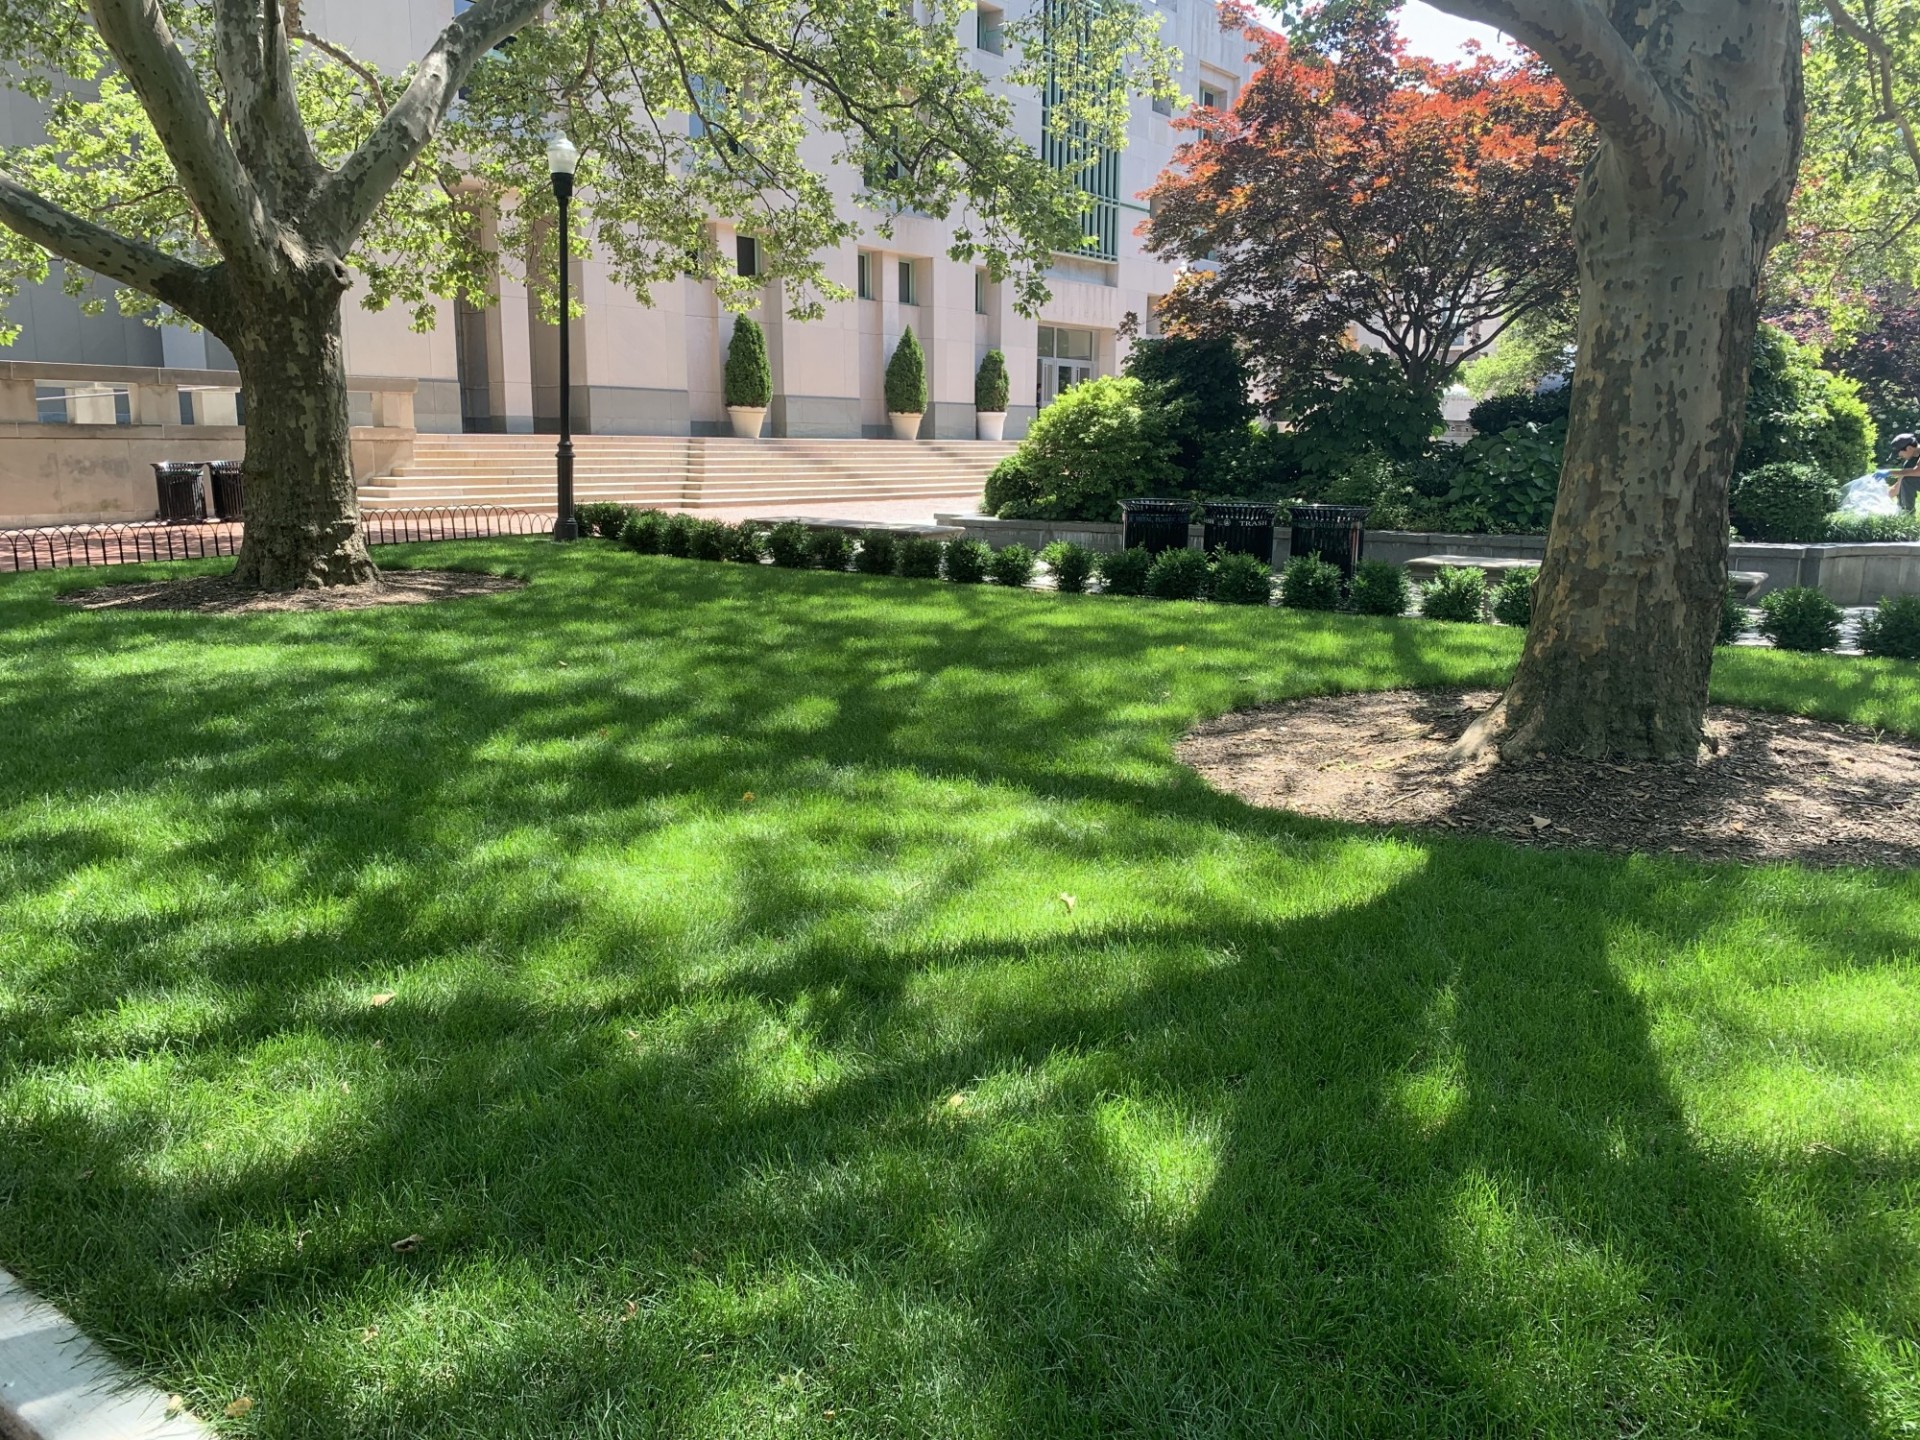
[1406,554,1768,602]
[745,515,963,538]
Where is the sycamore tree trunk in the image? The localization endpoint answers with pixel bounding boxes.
[227,262,377,589]
[1435,0,1804,761]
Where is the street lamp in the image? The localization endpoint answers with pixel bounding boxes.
[546,132,581,542]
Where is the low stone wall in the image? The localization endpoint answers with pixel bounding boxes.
[933,513,1920,605]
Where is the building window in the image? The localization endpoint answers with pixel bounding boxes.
[1036,326,1098,407]
[974,269,988,315]
[1198,83,1222,111]
[1152,94,1173,117]
[737,235,761,278]
[977,3,1004,54]
[898,259,918,306]
[857,251,875,300]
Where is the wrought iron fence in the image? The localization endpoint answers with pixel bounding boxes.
[0,506,556,574]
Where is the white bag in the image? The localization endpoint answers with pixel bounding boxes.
[1836,472,1901,517]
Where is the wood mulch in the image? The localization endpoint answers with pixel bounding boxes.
[1178,688,1920,868]
[56,568,525,615]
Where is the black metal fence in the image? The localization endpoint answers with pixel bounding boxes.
[0,506,556,574]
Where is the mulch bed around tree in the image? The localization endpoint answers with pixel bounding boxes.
[1178,688,1920,869]
[56,568,526,614]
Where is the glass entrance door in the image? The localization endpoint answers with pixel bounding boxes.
[1036,325,1099,407]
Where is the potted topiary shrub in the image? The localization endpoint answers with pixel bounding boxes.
[886,326,927,441]
[724,315,771,439]
[975,349,1010,441]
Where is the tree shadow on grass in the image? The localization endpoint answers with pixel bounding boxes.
[1,547,1917,1436]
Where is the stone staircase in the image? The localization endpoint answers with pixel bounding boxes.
[358,433,1014,511]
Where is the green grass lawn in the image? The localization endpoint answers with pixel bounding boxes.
[4,541,1920,1438]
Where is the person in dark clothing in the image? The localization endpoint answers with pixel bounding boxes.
[1888,433,1920,511]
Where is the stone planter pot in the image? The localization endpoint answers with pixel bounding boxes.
[976,410,1007,442]
[888,411,924,442]
[727,405,767,439]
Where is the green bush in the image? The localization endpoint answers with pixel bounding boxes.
[982,375,1179,522]
[988,542,1036,588]
[1718,581,1749,646]
[975,350,1009,413]
[943,538,991,583]
[1279,554,1343,611]
[723,316,772,409]
[1468,386,1571,436]
[1145,546,1211,600]
[1095,545,1154,596]
[1122,336,1254,491]
[898,537,944,579]
[1041,541,1095,594]
[1756,585,1843,652]
[575,501,633,539]
[1490,566,1539,627]
[765,521,812,568]
[724,522,765,563]
[1347,560,1411,616]
[854,530,899,575]
[1740,322,1876,481]
[660,513,696,559]
[1858,595,1920,660]
[618,509,667,554]
[686,518,731,562]
[1446,422,1565,533]
[1824,512,1920,542]
[1420,566,1488,622]
[1210,550,1273,605]
[886,327,928,415]
[808,528,856,571]
[1729,462,1841,542]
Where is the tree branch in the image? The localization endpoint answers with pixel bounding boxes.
[86,0,270,272]
[211,0,320,205]
[0,173,223,326]
[1420,0,1688,175]
[314,0,546,250]
[1818,0,1920,186]
[284,1,390,114]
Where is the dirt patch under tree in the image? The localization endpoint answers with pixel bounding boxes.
[57,568,525,615]
[1178,689,1920,869]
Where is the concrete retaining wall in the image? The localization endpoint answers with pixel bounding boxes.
[932,513,1920,605]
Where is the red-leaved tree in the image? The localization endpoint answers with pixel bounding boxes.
[1143,8,1587,397]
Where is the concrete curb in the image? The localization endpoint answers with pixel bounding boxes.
[0,1267,211,1440]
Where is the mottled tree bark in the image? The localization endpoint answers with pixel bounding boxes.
[1431,0,1804,760]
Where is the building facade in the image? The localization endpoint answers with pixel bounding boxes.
[0,1,1250,443]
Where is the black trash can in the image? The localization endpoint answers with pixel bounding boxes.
[1202,502,1279,564]
[152,461,206,523]
[1287,503,1370,578]
[1121,498,1195,556]
[209,460,245,521]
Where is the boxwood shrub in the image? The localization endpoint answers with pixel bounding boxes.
[1858,595,1920,660]
[619,509,667,554]
[854,530,899,575]
[766,521,812,569]
[808,528,856,571]
[1756,585,1843,651]
[1419,566,1487,622]
[1279,554,1343,611]
[1042,541,1095,594]
[1210,551,1273,605]
[1490,566,1538,628]
[1145,546,1211,600]
[1717,580,1749,646]
[988,543,1037,588]
[898,537,945,579]
[1347,560,1410,616]
[660,513,696,559]
[1095,545,1154,596]
[943,538,991,583]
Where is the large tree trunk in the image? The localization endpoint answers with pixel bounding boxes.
[1440,0,1804,762]
[228,268,377,590]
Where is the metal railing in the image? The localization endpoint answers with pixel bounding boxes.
[0,506,556,574]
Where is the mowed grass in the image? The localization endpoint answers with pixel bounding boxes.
[4,541,1920,1439]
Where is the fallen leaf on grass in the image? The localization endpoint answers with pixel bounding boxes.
[1530,816,1552,831]
[166,1395,186,1415]
[368,992,395,1007]
[742,791,756,803]
[391,1234,424,1253]
[360,1326,379,1342]
[224,1397,254,1419]
[947,1093,967,1108]
[623,1299,638,1321]
[1057,893,1077,912]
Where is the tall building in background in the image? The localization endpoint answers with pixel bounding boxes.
[0,1,1248,441]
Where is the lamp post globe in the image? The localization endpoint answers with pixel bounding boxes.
[546,134,581,542]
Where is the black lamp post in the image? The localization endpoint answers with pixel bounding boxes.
[546,133,581,542]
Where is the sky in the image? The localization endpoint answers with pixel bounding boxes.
[1394,2,1509,58]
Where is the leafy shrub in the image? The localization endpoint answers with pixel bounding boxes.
[1858,595,1920,660]
[686,518,731,561]
[1279,554,1343,611]
[1095,545,1154,596]
[1756,585,1842,652]
[988,543,1037,587]
[943,538,991,583]
[975,350,1009,413]
[1729,462,1841,542]
[766,521,812,568]
[1740,322,1876,481]
[1210,551,1273,605]
[886,326,928,414]
[1145,546,1211,600]
[660,513,696,559]
[1420,566,1488,622]
[808,528,856,571]
[575,501,632,538]
[724,523,765,563]
[1347,560,1410,616]
[1446,422,1565,533]
[1717,581,1748,646]
[1490,566,1539,627]
[898,537,945,579]
[1468,386,1572,436]
[1824,511,1920,542]
[854,530,899,575]
[1269,351,1442,492]
[1042,540,1095,594]
[982,376,1178,522]
[1122,336,1254,491]
[619,509,667,554]
[724,316,772,409]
